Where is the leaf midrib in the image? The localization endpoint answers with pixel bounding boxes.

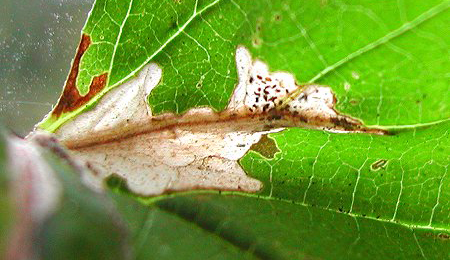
[228,191,450,233]
[308,0,450,83]
[48,0,449,133]
[151,190,450,233]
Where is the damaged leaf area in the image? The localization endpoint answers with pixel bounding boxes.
[25,0,450,258]
[38,34,108,131]
[38,0,223,132]
[40,0,450,133]
[55,46,381,196]
[52,35,108,118]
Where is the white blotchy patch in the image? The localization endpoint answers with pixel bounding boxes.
[287,86,337,117]
[56,45,375,196]
[228,46,297,113]
[73,121,267,195]
[352,71,360,80]
[57,61,271,196]
[229,46,363,133]
[57,63,162,142]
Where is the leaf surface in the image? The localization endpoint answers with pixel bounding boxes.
[34,0,450,258]
[111,192,450,260]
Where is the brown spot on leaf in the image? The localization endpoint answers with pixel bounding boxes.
[274,13,282,22]
[330,117,359,131]
[370,159,388,171]
[52,34,108,117]
[425,232,450,240]
[349,99,359,105]
[298,114,308,123]
[437,233,450,240]
[249,134,280,159]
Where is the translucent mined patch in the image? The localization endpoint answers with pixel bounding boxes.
[228,46,297,113]
[72,118,266,195]
[56,63,162,142]
[54,46,383,197]
[56,63,268,196]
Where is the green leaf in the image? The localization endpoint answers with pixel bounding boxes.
[110,193,449,259]
[241,121,450,229]
[39,0,449,131]
[112,193,249,260]
[33,0,450,258]
[38,0,223,131]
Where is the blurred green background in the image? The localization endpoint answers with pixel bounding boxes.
[0,0,94,136]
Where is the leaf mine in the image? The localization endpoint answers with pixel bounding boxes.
[231,46,386,134]
[54,46,385,196]
[370,159,388,171]
[49,34,108,118]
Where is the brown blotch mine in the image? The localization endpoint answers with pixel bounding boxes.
[249,134,280,159]
[52,34,108,117]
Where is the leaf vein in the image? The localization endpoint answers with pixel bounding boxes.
[307,0,450,83]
